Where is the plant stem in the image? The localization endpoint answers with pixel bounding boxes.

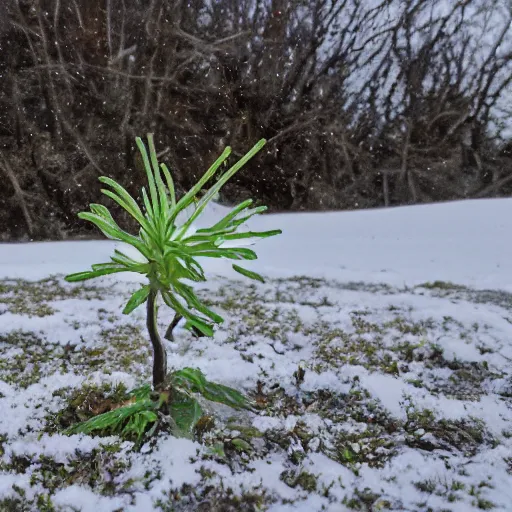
[164,313,182,341]
[147,288,167,389]
[165,313,205,341]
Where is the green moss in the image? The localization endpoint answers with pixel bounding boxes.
[476,499,495,510]
[280,470,318,492]
[0,273,508,509]
[0,323,150,389]
[57,323,152,378]
[0,497,27,512]
[343,488,381,510]
[404,402,493,456]
[155,481,271,511]
[419,281,466,291]
[311,317,432,377]
[451,480,466,491]
[0,275,106,317]
[414,479,437,493]
[0,443,127,509]
[0,331,58,388]
[384,317,426,336]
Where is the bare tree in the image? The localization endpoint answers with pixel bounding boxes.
[0,0,511,240]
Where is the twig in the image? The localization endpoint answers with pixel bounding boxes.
[0,151,33,235]
[266,117,322,145]
[382,170,390,207]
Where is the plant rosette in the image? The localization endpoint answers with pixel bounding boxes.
[63,134,281,443]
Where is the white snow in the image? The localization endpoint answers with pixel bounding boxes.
[2,198,512,290]
[0,198,512,510]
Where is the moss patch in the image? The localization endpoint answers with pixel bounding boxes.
[0,275,107,317]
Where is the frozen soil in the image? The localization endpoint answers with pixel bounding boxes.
[0,274,511,511]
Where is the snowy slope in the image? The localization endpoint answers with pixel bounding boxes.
[1,198,511,290]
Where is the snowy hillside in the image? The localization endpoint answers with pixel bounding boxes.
[3,198,512,290]
[0,199,511,511]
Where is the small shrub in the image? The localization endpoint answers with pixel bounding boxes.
[64,134,281,443]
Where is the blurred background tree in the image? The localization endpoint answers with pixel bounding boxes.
[0,0,511,240]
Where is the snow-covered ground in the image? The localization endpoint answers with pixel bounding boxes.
[3,198,512,290]
[0,198,511,511]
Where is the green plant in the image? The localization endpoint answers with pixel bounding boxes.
[65,134,280,389]
[65,384,158,442]
[64,368,251,443]
[63,134,280,443]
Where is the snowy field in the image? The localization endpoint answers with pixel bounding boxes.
[0,199,511,511]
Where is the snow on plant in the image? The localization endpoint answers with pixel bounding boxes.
[63,134,281,442]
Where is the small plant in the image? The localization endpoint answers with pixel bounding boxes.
[65,384,159,443]
[64,134,281,442]
[64,368,253,443]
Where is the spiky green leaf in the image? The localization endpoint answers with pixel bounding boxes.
[176,141,265,239]
[65,266,127,282]
[169,147,231,229]
[136,136,160,220]
[183,317,214,337]
[78,212,151,259]
[174,282,224,323]
[232,264,265,283]
[64,398,157,438]
[173,368,252,410]
[123,285,151,314]
[160,163,176,208]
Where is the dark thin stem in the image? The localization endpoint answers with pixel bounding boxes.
[164,312,182,341]
[147,289,167,389]
[165,313,205,341]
